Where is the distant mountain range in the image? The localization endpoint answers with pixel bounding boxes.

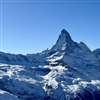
[0,29,100,100]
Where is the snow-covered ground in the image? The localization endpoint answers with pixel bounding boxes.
[0,29,100,100]
[0,89,19,100]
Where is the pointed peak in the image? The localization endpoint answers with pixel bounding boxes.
[60,29,72,41]
[51,29,74,51]
[61,29,69,34]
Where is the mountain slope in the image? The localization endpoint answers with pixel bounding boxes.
[0,29,100,100]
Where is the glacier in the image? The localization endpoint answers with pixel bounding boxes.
[0,29,100,100]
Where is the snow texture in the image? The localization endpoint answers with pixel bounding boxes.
[0,29,100,100]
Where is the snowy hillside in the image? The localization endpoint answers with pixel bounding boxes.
[0,29,100,100]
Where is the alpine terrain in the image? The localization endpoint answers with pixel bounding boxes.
[0,29,100,100]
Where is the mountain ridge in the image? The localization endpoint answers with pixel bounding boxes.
[0,29,99,67]
[0,29,100,100]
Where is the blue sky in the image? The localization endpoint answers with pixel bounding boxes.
[0,0,100,54]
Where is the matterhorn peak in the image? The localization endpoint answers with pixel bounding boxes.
[51,29,74,51]
[60,29,72,42]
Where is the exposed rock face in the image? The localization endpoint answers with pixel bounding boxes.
[51,29,74,51]
[93,49,100,62]
[0,29,100,100]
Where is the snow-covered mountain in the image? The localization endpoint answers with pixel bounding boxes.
[0,29,100,100]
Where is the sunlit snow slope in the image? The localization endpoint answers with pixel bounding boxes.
[0,29,100,100]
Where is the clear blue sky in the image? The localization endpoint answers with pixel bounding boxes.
[0,0,100,54]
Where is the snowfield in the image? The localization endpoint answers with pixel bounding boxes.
[0,89,19,100]
[0,29,100,100]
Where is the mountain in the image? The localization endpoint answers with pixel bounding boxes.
[0,29,100,100]
[51,29,74,51]
[93,49,100,63]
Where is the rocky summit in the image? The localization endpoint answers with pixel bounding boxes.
[0,29,100,100]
